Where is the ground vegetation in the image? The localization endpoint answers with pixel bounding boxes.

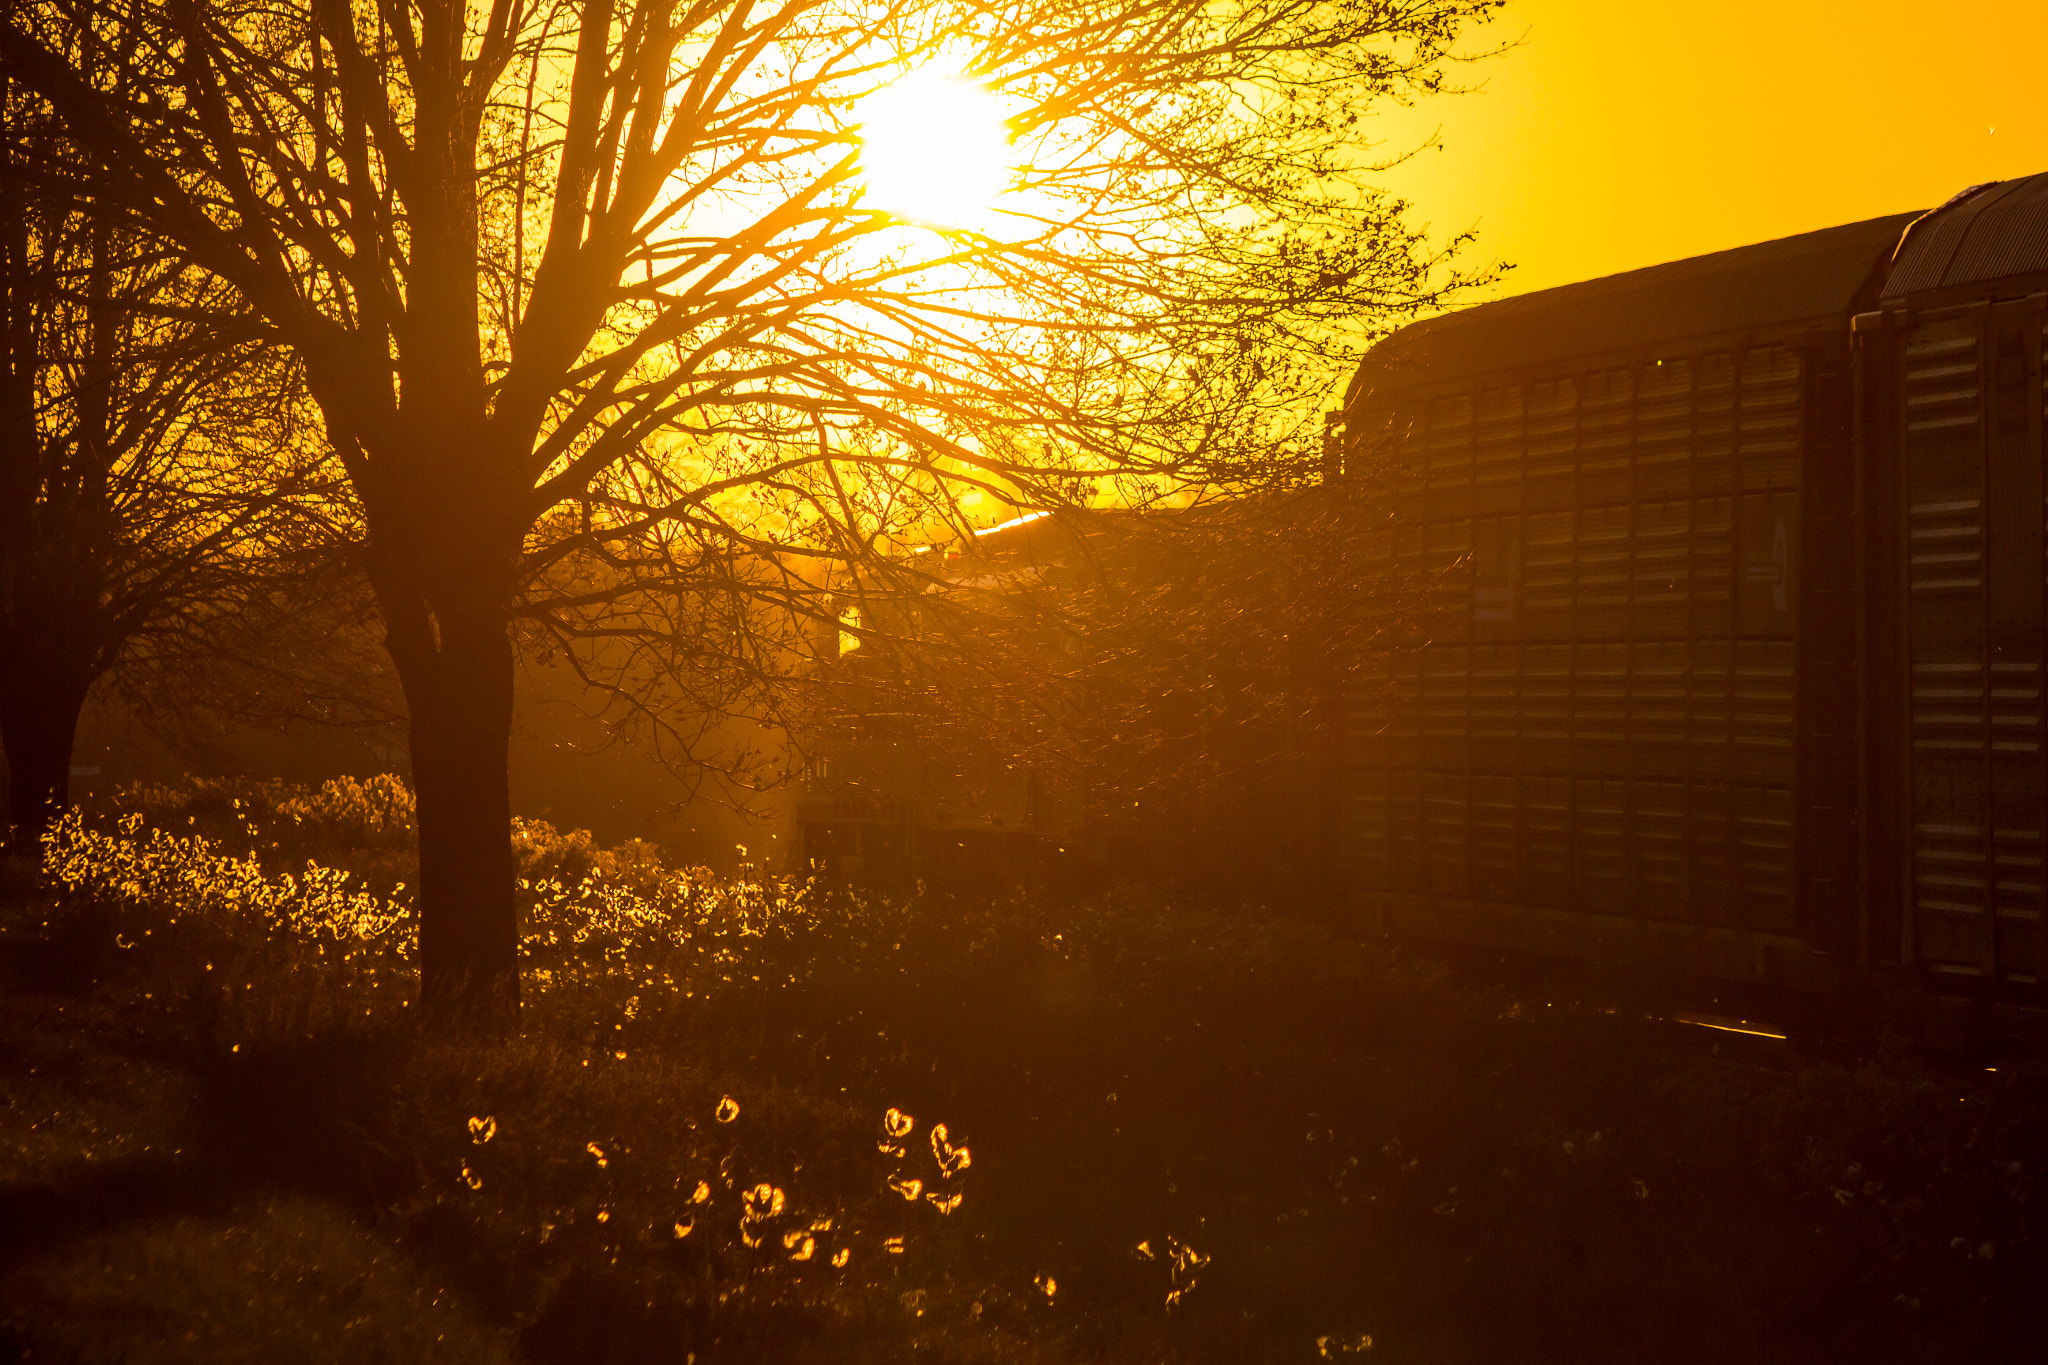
[1,778,2041,1363]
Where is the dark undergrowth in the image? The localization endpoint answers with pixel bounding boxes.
[1,777,2043,1364]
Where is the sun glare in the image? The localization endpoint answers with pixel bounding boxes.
[857,71,1014,227]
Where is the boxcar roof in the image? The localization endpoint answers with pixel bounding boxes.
[1881,171,2048,302]
[1350,210,1921,404]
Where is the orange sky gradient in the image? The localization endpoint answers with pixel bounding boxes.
[1370,0,2048,301]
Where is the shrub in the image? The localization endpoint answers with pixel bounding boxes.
[39,808,414,956]
[276,773,417,849]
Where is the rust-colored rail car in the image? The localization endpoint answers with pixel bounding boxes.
[1338,212,1921,995]
[1857,173,2048,1009]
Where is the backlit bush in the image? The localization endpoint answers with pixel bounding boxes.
[38,780,865,1004]
[39,808,414,954]
[276,773,417,848]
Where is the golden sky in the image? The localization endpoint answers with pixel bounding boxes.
[1371,0,2048,299]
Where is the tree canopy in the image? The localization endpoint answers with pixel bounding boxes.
[0,80,334,850]
[0,0,1499,1023]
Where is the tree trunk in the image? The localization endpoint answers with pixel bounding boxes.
[391,601,521,1033]
[0,665,89,857]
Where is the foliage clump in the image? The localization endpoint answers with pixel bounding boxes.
[45,776,858,1005]
[41,808,412,952]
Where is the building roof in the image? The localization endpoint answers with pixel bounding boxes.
[1351,210,1922,403]
[1881,172,2048,302]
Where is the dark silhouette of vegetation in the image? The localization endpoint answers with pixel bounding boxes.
[0,0,1499,1026]
[0,79,334,855]
[3,784,2042,1363]
[802,483,1435,904]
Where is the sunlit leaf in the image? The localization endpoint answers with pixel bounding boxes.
[930,1123,970,1175]
[743,1183,786,1219]
[1317,1333,1374,1357]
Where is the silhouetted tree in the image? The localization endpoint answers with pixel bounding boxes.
[0,81,329,853]
[804,473,1430,903]
[1,0,1497,1026]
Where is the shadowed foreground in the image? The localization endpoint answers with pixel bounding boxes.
[0,784,2042,1364]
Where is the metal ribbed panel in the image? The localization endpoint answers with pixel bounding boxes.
[1635,358,1693,503]
[1346,345,1803,931]
[1903,318,1991,979]
[1632,499,1689,636]
[1736,785,1796,934]
[1882,182,2022,299]
[1470,769,1518,901]
[1739,348,1802,491]
[1883,174,2048,300]
[1474,385,1523,519]
[1978,310,2048,991]
[2017,315,2048,986]
[1632,778,1688,919]
[1899,301,2048,996]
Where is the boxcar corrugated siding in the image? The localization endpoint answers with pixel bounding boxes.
[1348,345,1810,946]
[1899,300,2048,997]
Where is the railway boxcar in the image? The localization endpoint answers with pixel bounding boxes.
[1856,173,2048,1012]
[1338,212,1921,996]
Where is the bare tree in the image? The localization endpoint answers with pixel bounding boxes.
[0,0,1497,1025]
[0,80,330,853]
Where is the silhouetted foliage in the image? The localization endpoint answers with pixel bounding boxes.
[803,483,1435,901]
[0,78,342,853]
[5,793,2043,1363]
[0,0,1500,1024]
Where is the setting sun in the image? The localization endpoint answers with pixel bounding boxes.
[857,70,1014,226]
